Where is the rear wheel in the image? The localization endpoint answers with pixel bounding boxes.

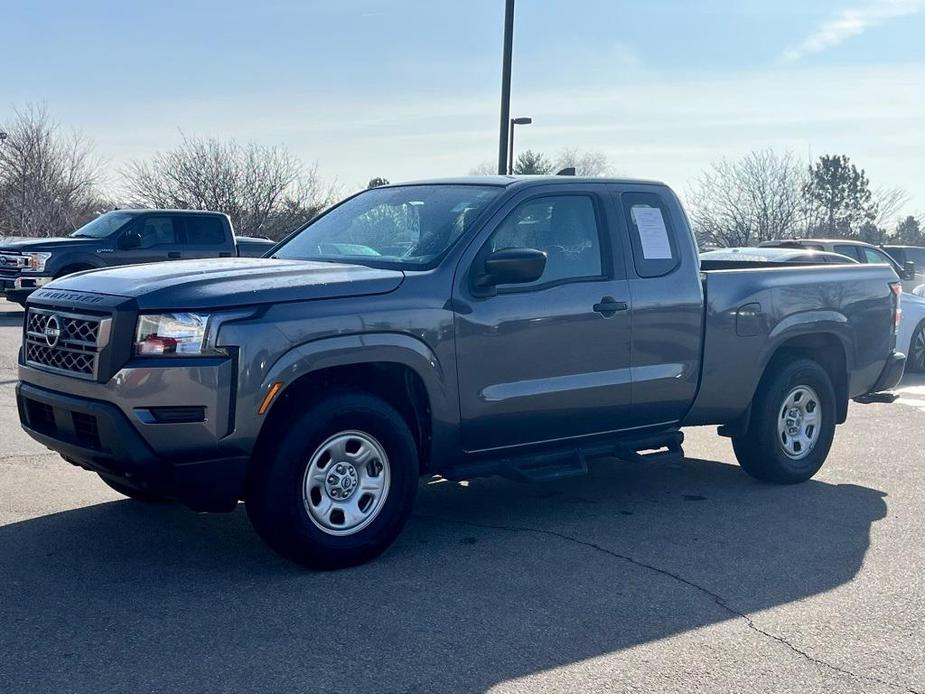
[732,358,837,484]
[908,321,925,373]
[98,473,172,503]
[246,391,419,569]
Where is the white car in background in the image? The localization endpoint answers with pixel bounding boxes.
[900,290,925,373]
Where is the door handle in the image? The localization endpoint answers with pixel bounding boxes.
[593,297,628,316]
[167,252,181,259]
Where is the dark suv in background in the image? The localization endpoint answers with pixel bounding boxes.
[883,245,925,288]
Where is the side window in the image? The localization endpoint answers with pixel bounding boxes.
[486,195,604,289]
[183,216,226,246]
[834,245,861,261]
[861,247,892,265]
[622,192,679,278]
[136,217,177,248]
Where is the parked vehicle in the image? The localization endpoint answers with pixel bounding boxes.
[0,210,275,305]
[882,245,925,289]
[760,238,917,291]
[699,247,858,268]
[898,292,925,372]
[16,177,906,568]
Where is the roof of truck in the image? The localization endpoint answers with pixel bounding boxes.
[390,175,668,188]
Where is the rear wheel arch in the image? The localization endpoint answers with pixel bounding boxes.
[762,332,849,423]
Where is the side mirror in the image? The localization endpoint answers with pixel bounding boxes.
[473,248,547,291]
[119,232,142,250]
[903,260,916,281]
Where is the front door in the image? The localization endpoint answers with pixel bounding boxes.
[114,215,181,265]
[454,187,633,452]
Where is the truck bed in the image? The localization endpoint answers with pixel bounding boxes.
[684,263,899,426]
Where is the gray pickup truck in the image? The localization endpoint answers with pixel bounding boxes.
[0,209,274,305]
[16,177,906,568]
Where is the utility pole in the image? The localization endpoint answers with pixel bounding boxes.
[497,0,515,175]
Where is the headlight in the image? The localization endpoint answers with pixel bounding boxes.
[22,252,52,273]
[134,313,224,356]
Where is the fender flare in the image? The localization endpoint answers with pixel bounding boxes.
[763,310,855,374]
[50,254,107,277]
[257,332,460,464]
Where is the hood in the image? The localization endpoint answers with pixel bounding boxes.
[38,257,405,310]
[0,236,100,252]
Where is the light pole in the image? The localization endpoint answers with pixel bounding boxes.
[507,117,532,174]
[497,0,516,175]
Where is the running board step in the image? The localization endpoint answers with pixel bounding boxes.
[614,431,685,464]
[502,449,589,482]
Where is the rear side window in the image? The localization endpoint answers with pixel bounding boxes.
[183,216,226,245]
[834,245,861,261]
[621,192,679,278]
[860,247,894,266]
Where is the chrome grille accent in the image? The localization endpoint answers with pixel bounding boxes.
[24,307,111,380]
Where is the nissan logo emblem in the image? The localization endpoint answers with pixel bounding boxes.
[44,315,61,348]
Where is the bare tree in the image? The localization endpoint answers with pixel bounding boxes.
[554,148,614,177]
[468,161,498,176]
[872,186,910,230]
[122,134,336,239]
[688,149,807,247]
[0,104,106,237]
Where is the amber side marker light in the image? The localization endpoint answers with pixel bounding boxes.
[258,381,284,415]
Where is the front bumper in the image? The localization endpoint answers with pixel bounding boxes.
[17,362,250,511]
[1,274,53,303]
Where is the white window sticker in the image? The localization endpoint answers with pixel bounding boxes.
[632,206,672,260]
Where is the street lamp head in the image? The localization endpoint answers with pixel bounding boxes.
[511,117,532,125]
[0,131,8,141]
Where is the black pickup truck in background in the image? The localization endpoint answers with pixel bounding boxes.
[0,210,275,305]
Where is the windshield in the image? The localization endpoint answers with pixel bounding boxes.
[274,185,502,268]
[69,211,135,239]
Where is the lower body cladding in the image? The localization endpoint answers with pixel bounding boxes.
[1,275,53,305]
[17,360,250,512]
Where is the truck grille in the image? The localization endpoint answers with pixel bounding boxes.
[24,308,111,379]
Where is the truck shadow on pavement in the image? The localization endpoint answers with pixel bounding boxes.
[0,455,886,693]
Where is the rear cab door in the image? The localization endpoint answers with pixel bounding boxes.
[176,214,235,259]
[606,184,704,427]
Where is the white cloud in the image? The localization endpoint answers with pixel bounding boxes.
[781,0,924,62]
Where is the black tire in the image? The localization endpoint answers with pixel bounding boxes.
[246,391,419,569]
[908,321,925,373]
[98,473,172,503]
[732,358,837,484]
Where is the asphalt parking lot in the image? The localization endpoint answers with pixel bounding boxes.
[0,301,923,694]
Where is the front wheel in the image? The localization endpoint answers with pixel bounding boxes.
[732,358,837,484]
[246,392,419,569]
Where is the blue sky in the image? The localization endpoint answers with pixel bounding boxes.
[3,0,924,214]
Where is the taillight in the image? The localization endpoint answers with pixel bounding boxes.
[890,281,902,335]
